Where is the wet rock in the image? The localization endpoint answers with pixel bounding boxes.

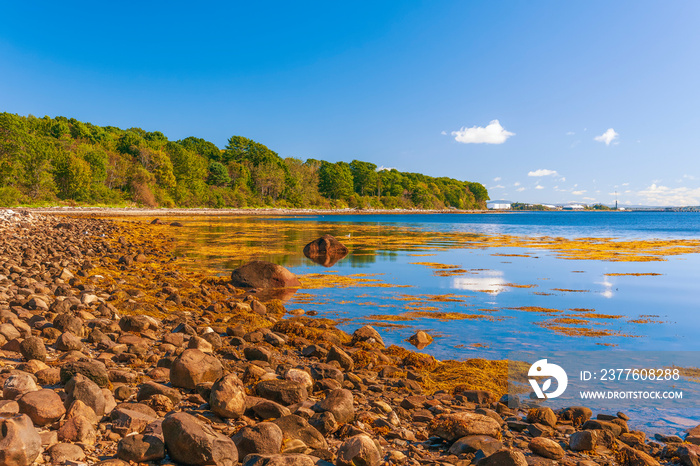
[303,235,349,267]
[407,330,433,349]
[336,434,382,466]
[256,379,308,406]
[430,412,501,441]
[162,412,238,466]
[528,437,564,459]
[231,261,301,289]
[0,414,42,466]
[569,430,596,451]
[350,325,385,348]
[232,422,284,458]
[561,406,593,424]
[170,348,224,389]
[17,389,66,426]
[65,373,107,417]
[582,419,622,436]
[313,388,354,424]
[527,407,557,428]
[210,373,247,419]
[619,445,660,466]
[449,435,504,456]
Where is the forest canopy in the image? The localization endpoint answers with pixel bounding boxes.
[0,113,489,209]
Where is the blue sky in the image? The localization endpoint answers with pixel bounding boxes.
[1,1,699,206]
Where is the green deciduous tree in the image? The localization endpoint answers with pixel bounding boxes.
[206,161,231,186]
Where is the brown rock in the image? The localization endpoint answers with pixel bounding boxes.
[0,414,42,466]
[47,442,86,464]
[2,373,38,400]
[350,325,385,348]
[256,379,308,406]
[230,261,301,289]
[430,412,501,441]
[618,445,660,466]
[303,235,349,267]
[313,388,354,424]
[336,434,382,466]
[476,449,528,466]
[527,407,557,428]
[210,373,247,419]
[65,373,106,417]
[232,422,283,458]
[57,415,97,445]
[162,412,238,465]
[19,337,46,362]
[18,389,66,426]
[170,349,224,390]
[528,437,565,459]
[407,330,433,349]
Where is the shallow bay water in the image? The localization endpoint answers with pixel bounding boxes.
[162,211,700,434]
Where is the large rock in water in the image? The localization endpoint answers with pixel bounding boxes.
[0,414,42,466]
[303,235,349,267]
[230,261,301,289]
[162,412,238,465]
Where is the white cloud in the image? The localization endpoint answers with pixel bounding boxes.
[451,120,514,144]
[684,174,696,180]
[493,177,501,182]
[637,184,700,206]
[513,182,521,186]
[516,187,526,192]
[572,190,586,195]
[583,197,596,201]
[440,131,447,135]
[376,166,396,172]
[489,185,505,189]
[559,177,566,182]
[535,185,544,190]
[528,169,558,177]
[594,128,619,146]
[566,131,575,136]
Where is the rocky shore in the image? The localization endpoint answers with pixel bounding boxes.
[0,211,698,466]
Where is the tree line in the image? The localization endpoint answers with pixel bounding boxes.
[0,113,489,209]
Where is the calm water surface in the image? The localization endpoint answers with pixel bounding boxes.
[170,211,700,433]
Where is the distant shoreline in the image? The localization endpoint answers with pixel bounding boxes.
[6,206,691,217]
